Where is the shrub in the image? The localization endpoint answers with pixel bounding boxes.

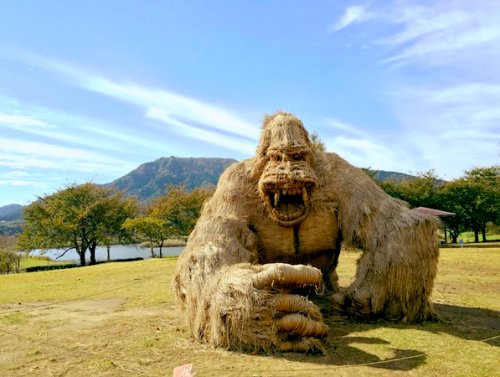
[0,249,21,274]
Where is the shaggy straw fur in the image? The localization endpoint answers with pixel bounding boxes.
[173,112,439,353]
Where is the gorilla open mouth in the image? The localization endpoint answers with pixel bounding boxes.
[260,181,315,226]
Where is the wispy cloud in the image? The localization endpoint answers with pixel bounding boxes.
[331,5,373,31]
[11,52,259,155]
[0,113,56,129]
[0,136,127,172]
[327,135,414,172]
[145,108,255,154]
[0,97,177,159]
[393,83,500,132]
[333,1,500,68]
[82,75,258,140]
[324,117,366,137]
[329,1,500,177]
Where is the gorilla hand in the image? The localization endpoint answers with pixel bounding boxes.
[209,263,329,353]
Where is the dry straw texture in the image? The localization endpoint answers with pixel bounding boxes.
[173,112,439,353]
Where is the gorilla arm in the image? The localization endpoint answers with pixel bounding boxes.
[173,162,329,352]
[323,153,439,322]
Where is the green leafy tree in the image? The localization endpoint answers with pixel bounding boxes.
[18,183,138,266]
[0,235,21,274]
[462,166,499,242]
[122,216,168,258]
[378,170,443,208]
[97,194,137,261]
[123,185,213,258]
[435,181,470,243]
[361,167,377,181]
[310,131,326,152]
[434,166,498,243]
[151,186,213,240]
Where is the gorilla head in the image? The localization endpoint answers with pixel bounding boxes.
[256,112,318,227]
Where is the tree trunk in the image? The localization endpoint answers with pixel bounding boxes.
[89,242,97,265]
[481,225,487,242]
[149,238,155,258]
[78,250,86,266]
[159,240,164,258]
[451,234,458,244]
[15,256,20,273]
[474,229,479,243]
[107,245,111,261]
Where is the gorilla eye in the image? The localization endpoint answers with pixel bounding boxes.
[293,154,304,161]
[274,155,282,162]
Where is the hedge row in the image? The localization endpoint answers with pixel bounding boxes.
[25,257,145,272]
[25,264,79,272]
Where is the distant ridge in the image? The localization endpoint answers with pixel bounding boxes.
[105,156,237,202]
[0,204,23,221]
[0,204,24,235]
[371,170,416,182]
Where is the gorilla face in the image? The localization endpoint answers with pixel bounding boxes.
[257,115,318,227]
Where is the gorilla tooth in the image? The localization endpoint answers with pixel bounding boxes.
[302,188,308,203]
[274,192,280,207]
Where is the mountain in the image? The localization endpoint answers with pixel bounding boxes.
[0,204,24,221]
[0,204,24,235]
[105,156,237,202]
[371,170,416,182]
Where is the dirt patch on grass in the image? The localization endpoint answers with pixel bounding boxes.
[28,298,126,331]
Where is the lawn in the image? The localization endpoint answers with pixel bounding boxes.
[0,249,498,376]
[19,255,72,271]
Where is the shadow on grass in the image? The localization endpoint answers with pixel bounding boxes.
[432,303,500,347]
[272,301,499,372]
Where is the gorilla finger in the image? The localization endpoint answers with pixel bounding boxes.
[277,313,329,337]
[274,293,323,321]
[277,337,326,354]
[252,263,323,290]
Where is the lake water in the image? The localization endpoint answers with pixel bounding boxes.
[31,244,184,263]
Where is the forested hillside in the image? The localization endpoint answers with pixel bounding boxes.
[105,156,237,202]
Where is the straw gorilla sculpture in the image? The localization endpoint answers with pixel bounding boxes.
[174,112,439,353]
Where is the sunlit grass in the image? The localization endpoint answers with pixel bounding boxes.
[0,250,498,376]
[19,255,71,270]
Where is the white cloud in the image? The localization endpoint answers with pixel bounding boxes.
[13,54,260,155]
[0,137,127,172]
[370,1,500,68]
[0,179,44,187]
[387,82,500,178]
[332,2,500,69]
[82,76,258,140]
[395,83,500,131]
[0,97,173,158]
[145,107,255,155]
[324,117,366,137]
[325,135,414,172]
[331,5,372,31]
[0,113,55,128]
[328,1,500,177]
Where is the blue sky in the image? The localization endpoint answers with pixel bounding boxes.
[0,0,499,207]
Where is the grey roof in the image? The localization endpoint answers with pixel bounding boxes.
[412,207,455,218]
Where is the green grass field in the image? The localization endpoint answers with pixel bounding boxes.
[0,249,498,376]
[458,231,500,243]
[18,255,72,271]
